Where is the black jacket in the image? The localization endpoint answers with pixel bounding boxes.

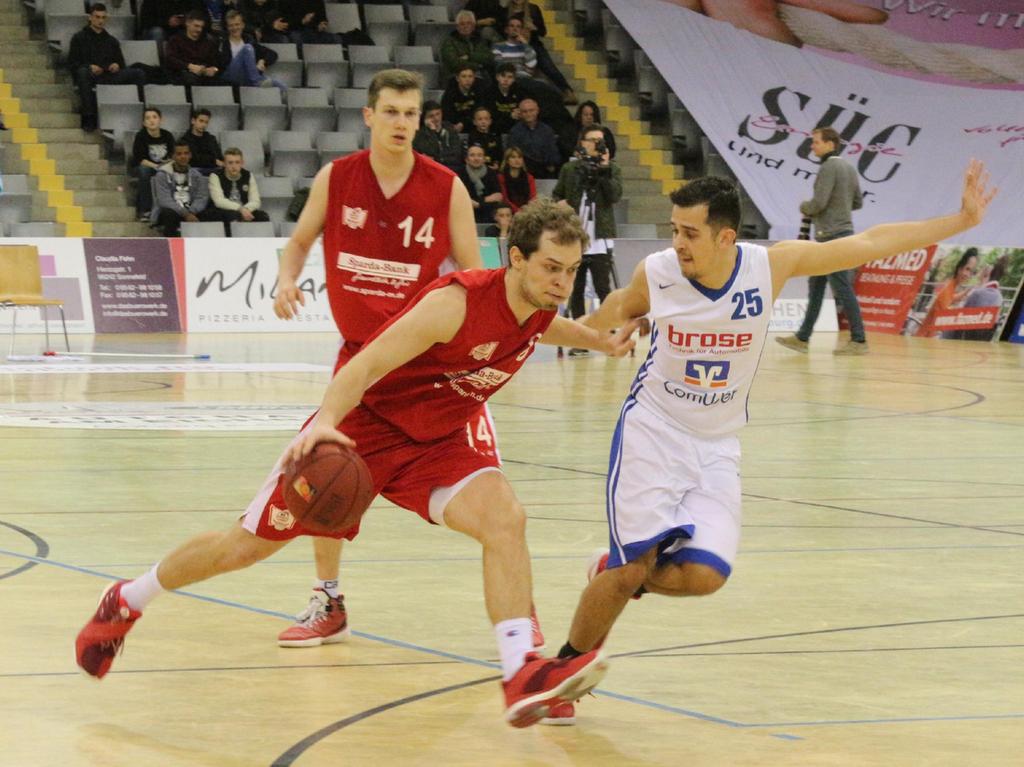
[67,26,125,71]
[180,130,223,169]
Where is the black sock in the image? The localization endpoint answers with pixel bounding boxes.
[557,642,583,659]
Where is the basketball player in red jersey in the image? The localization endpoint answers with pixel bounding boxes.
[271,69,505,649]
[75,198,639,727]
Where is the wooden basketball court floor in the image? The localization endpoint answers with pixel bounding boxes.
[1,331,1022,766]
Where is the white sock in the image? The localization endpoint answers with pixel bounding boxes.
[495,618,534,681]
[315,578,339,599]
[120,564,165,611]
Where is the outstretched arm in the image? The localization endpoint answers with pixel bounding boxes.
[580,260,652,331]
[286,286,467,462]
[541,316,641,356]
[769,160,996,300]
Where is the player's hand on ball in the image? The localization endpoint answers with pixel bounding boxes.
[285,420,355,467]
[603,317,642,357]
[274,280,306,319]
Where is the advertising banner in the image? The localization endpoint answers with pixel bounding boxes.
[606,0,1024,246]
[83,238,182,333]
[844,245,936,334]
[0,237,94,334]
[183,237,336,333]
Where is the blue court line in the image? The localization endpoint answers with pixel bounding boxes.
[2,547,1013,735]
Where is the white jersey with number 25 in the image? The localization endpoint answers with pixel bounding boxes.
[631,244,773,439]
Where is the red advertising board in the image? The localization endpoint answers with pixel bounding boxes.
[843,246,936,335]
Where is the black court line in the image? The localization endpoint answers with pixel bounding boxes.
[745,492,1024,538]
[0,520,49,580]
[641,643,1024,658]
[616,613,1024,659]
[270,675,499,767]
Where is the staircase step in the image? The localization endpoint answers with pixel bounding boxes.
[91,221,158,237]
[1,66,60,83]
[71,190,127,207]
[45,142,103,160]
[0,25,31,40]
[83,205,137,222]
[33,128,103,144]
[18,96,74,112]
[54,158,112,174]
[26,112,81,128]
[63,174,125,191]
[10,82,70,98]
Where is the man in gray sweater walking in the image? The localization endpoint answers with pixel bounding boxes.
[777,127,868,355]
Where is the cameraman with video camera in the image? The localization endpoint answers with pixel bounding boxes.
[553,124,623,355]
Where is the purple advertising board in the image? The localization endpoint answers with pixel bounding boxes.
[83,239,182,333]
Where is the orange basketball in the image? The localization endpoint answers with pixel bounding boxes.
[283,443,374,534]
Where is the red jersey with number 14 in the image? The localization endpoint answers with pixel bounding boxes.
[323,150,456,349]
[360,269,555,442]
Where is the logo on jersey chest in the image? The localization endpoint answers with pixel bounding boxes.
[667,324,752,353]
[438,366,513,402]
[343,206,368,229]
[470,341,499,361]
[683,360,730,389]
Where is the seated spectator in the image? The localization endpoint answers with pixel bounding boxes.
[442,65,488,134]
[505,0,576,105]
[208,147,270,233]
[465,0,504,44]
[412,100,464,171]
[487,62,524,135]
[575,100,617,158]
[131,107,176,220]
[286,0,338,45]
[506,97,561,178]
[483,202,512,238]
[218,10,285,90]
[151,141,221,236]
[440,10,494,84]
[243,0,289,43]
[466,106,502,169]
[491,16,537,81]
[180,108,224,172]
[497,146,536,212]
[68,4,145,132]
[286,185,310,222]
[139,0,203,43]
[203,0,241,35]
[165,11,221,87]
[458,144,504,224]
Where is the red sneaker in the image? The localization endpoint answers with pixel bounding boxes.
[587,549,643,600]
[539,700,576,726]
[530,603,545,651]
[277,589,351,647]
[75,581,142,679]
[502,649,608,728]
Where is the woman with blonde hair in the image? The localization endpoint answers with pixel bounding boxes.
[498,146,537,212]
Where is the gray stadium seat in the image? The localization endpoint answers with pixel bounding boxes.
[121,40,161,69]
[262,43,304,89]
[303,45,350,91]
[412,20,453,50]
[364,5,409,50]
[143,85,191,136]
[181,221,226,238]
[221,130,266,175]
[0,175,34,226]
[409,6,449,25]
[334,87,367,135]
[230,220,277,237]
[239,87,288,148]
[270,131,318,178]
[256,176,295,222]
[394,46,440,90]
[325,3,362,35]
[348,46,393,89]
[97,84,143,151]
[277,220,299,237]
[316,131,361,166]
[192,86,240,135]
[288,88,337,135]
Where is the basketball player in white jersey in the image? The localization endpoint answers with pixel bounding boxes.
[545,162,995,722]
